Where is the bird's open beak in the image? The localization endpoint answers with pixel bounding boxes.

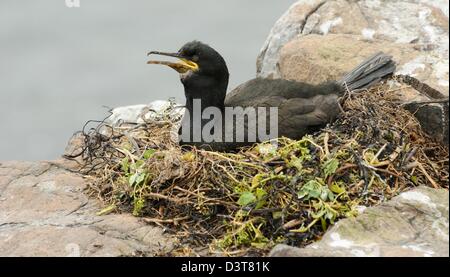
[147,51,199,73]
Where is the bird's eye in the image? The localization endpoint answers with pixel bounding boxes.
[192,55,199,62]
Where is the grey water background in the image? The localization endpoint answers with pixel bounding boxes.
[0,0,294,161]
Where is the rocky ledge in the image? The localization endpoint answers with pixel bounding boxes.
[0,160,175,256]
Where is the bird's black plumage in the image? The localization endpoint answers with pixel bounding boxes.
[147,41,396,151]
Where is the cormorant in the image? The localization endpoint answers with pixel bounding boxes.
[147,41,396,151]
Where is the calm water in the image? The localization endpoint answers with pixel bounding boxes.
[0,0,294,160]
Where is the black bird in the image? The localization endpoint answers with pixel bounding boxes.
[147,41,396,151]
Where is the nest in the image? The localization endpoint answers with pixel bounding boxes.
[67,82,449,256]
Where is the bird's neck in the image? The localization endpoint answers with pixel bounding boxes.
[180,86,226,145]
[181,75,229,145]
[184,87,226,113]
[185,95,225,112]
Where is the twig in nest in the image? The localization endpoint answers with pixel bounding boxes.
[371,143,388,163]
[350,149,370,193]
[327,163,358,186]
[146,192,193,204]
[323,132,330,158]
[143,216,190,225]
[282,219,302,230]
[414,158,439,189]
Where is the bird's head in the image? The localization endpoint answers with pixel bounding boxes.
[147,41,229,100]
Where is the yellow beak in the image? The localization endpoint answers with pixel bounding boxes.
[147,51,199,73]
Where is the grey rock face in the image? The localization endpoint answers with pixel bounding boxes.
[404,101,449,145]
[270,186,449,257]
[257,0,449,96]
[257,0,326,79]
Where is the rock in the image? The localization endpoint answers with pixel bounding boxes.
[0,160,175,256]
[257,0,326,79]
[107,104,148,125]
[106,100,184,126]
[257,0,449,96]
[404,101,449,145]
[270,186,449,257]
[278,34,422,85]
[64,132,86,158]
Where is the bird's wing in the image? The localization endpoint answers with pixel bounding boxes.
[224,78,342,140]
[225,78,342,106]
[276,94,341,138]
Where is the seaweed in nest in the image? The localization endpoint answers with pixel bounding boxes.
[66,82,449,256]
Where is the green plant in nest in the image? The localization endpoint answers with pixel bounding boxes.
[118,148,157,216]
[217,216,270,250]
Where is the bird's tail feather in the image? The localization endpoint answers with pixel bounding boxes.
[339,52,396,91]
